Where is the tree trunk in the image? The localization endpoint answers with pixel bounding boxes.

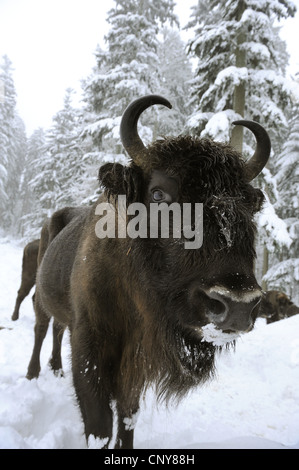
[231,1,246,152]
[261,244,269,291]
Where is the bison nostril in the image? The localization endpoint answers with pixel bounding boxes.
[190,285,262,331]
[206,297,227,316]
[200,287,262,331]
[192,289,228,319]
[194,289,228,323]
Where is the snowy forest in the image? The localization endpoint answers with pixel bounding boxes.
[0,0,299,303]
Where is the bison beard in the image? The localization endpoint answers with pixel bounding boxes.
[26,95,271,449]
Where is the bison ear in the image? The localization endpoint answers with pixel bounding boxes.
[253,188,265,213]
[98,162,144,204]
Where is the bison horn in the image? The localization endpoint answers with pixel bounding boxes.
[232,120,271,181]
[120,95,172,164]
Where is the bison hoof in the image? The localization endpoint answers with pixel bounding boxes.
[48,358,63,376]
[53,368,64,378]
[26,361,41,380]
[26,370,40,380]
[11,313,19,321]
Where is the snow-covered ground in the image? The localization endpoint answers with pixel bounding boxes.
[0,238,299,449]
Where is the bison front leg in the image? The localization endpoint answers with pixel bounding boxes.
[26,302,50,379]
[115,403,139,449]
[48,320,65,376]
[71,346,114,448]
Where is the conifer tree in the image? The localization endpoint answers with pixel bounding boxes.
[20,128,46,239]
[186,0,296,154]
[264,98,299,302]
[186,0,296,291]
[0,55,27,232]
[82,0,179,155]
[157,28,193,135]
[0,55,17,223]
[27,88,84,237]
[276,101,299,219]
[46,88,85,208]
[8,114,27,233]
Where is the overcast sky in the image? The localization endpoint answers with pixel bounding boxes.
[0,0,298,136]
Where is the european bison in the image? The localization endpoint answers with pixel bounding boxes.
[26,207,87,373]
[11,239,39,321]
[26,95,271,449]
[260,290,299,323]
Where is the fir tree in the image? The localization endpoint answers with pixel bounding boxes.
[157,28,193,135]
[276,101,299,219]
[0,55,27,232]
[20,128,46,239]
[264,98,299,302]
[0,55,17,223]
[82,0,179,154]
[186,0,296,153]
[8,114,27,234]
[46,88,85,208]
[185,0,297,291]
[26,89,85,237]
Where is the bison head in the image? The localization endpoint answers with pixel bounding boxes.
[98,96,270,384]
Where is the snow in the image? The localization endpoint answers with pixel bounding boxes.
[215,66,248,88]
[253,70,294,98]
[240,8,269,28]
[244,42,270,61]
[264,258,299,284]
[201,110,239,142]
[0,238,299,449]
[200,323,240,347]
[185,111,212,132]
[256,193,292,251]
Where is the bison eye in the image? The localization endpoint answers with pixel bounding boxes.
[152,189,169,202]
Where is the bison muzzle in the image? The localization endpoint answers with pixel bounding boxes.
[26,95,271,449]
